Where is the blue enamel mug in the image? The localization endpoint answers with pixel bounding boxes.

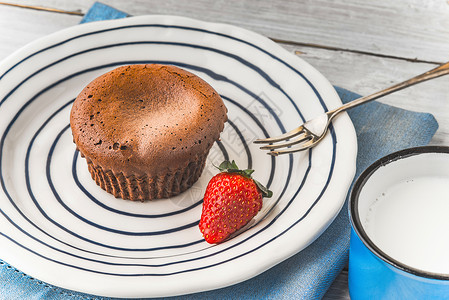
[349,146,449,299]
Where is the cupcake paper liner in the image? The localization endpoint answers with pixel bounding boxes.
[86,155,207,201]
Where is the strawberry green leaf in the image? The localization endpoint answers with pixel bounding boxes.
[217,160,232,171]
[217,160,239,172]
[254,179,273,198]
[243,169,255,177]
[215,160,272,198]
[230,160,239,170]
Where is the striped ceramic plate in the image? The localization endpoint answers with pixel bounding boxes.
[0,15,356,298]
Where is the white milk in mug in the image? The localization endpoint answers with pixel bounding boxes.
[363,175,449,274]
[356,150,449,276]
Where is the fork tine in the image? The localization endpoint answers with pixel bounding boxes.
[253,125,305,144]
[259,133,311,150]
[267,139,316,156]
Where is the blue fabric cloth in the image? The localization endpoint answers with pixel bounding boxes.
[79,2,128,24]
[0,2,439,299]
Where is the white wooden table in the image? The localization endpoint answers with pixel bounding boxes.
[1,1,448,298]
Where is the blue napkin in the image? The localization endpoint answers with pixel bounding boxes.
[80,2,128,23]
[0,2,439,299]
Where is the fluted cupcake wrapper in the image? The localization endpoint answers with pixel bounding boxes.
[86,156,207,201]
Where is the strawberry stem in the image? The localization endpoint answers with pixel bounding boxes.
[215,160,273,198]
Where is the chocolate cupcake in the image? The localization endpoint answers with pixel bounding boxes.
[70,64,227,201]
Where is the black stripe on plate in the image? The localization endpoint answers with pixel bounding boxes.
[0,22,339,276]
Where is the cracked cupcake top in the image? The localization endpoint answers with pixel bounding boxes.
[70,64,228,177]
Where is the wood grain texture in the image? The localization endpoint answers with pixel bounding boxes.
[0,1,448,299]
[3,0,449,62]
[0,4,80,60]
[280,43,449,145]
[2,2,446,145]
[324,268,350,299]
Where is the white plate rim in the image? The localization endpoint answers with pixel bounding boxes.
[0,15,357,298]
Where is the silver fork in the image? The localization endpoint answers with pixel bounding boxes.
[254,61,449,156]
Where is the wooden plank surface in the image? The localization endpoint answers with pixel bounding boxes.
[0,1,448,299]
[0,4,80,59]
[1,2,448,147]
[280,43,449,145]
[325,268,350,299]
[3,0,449,63]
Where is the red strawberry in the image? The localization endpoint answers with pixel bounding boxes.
[199,160,272,244]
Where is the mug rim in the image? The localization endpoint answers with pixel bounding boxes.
[350,145,449,281]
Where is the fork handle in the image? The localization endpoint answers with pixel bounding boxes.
[328,61,449,119]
